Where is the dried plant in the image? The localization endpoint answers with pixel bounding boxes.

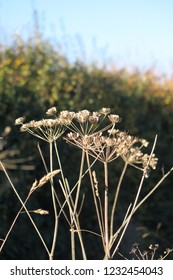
[128,243,173,260]
[0,107,173,260]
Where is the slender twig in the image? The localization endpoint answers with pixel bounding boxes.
[111,135,158,259]
[73,229,102,237]
[111,165,173,252]
[109,203,132,251]
[104,161,110,259]
[134,165,173,213]
[38,142,70,225]
[0,193,30,252]
[37,142,48,172]
[64,177,76,260]
[73,149,85,219]
[54,142,86,260]
[57,155,99,218]
[49,142,59,260]
[0,161,50,256]
[66,149,85,259]
[59,179,87,259]
[65,178,87,260]
[110,161,128,240]
[86,152,105,250]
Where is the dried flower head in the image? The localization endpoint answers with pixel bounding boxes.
[149,244,159,250]
[46,107,57,116]
[99,108,111,115]
[15,117,25,125]
[64,108,121,149]
[64,109,143,165]
[17,117,65,142]
[89,112,101,123]
[129,243,173,260]
[108,114,121,124]
[108,129,119,135]
[75,110,90,123]
[142,154,158,170]
[59,110,75,125]
[140,138,149,147]
[66,129,137,163]
[121,138,158,176]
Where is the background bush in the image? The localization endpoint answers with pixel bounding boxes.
[0,32,173,259]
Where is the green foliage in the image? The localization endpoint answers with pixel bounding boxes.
[0,33,173,259]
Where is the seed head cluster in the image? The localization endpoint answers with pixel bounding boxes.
[121,139,158,174]
[15,107,158,173]
[129,243,173,260]
[15,116,66,143]
[65,130,138,163]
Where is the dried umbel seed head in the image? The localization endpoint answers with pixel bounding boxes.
[104,137,115,146]
[75,110,90,123]
[108,129,119,135]
[20,119,60,129]
[149,244,159,250]
[15,117,25,125]
[17,116,66,142]
[64,108,120,138]
[60,110,75,119]
[130,243,139,254]
[142,154,158,170]
[65,126,138,163]
[20,124,28,131]
[99,108,111,115]
[59,110,75,125]
[121,137,158,175]
[140,138,149,147]
[92,131,137,162]
[66,132,79,140]
[41,119,60,128]
[46,107,57,115]
[108,114,121,124]
[164,248,173,254]
[126,147,143,163]
[89,112,101,123]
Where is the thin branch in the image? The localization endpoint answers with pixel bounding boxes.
[111,135,158,259]
[0,161,50,256]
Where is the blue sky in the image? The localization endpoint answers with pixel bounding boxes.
[0,0,173,76]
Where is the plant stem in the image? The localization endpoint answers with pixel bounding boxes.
[86,152,105,250]
[74,149,85,218]
[70,224,75,260]
[59,179,87,259]
[69,149,85,259]
[0,161,50,256]
[110,162,128,239]
[110,163,173,252]
[0,194,30,252]
[111,135,157,259]
[54,142,86,259]
[104,161,110,259]
[134,166,173,212]
[49,142,58,260]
